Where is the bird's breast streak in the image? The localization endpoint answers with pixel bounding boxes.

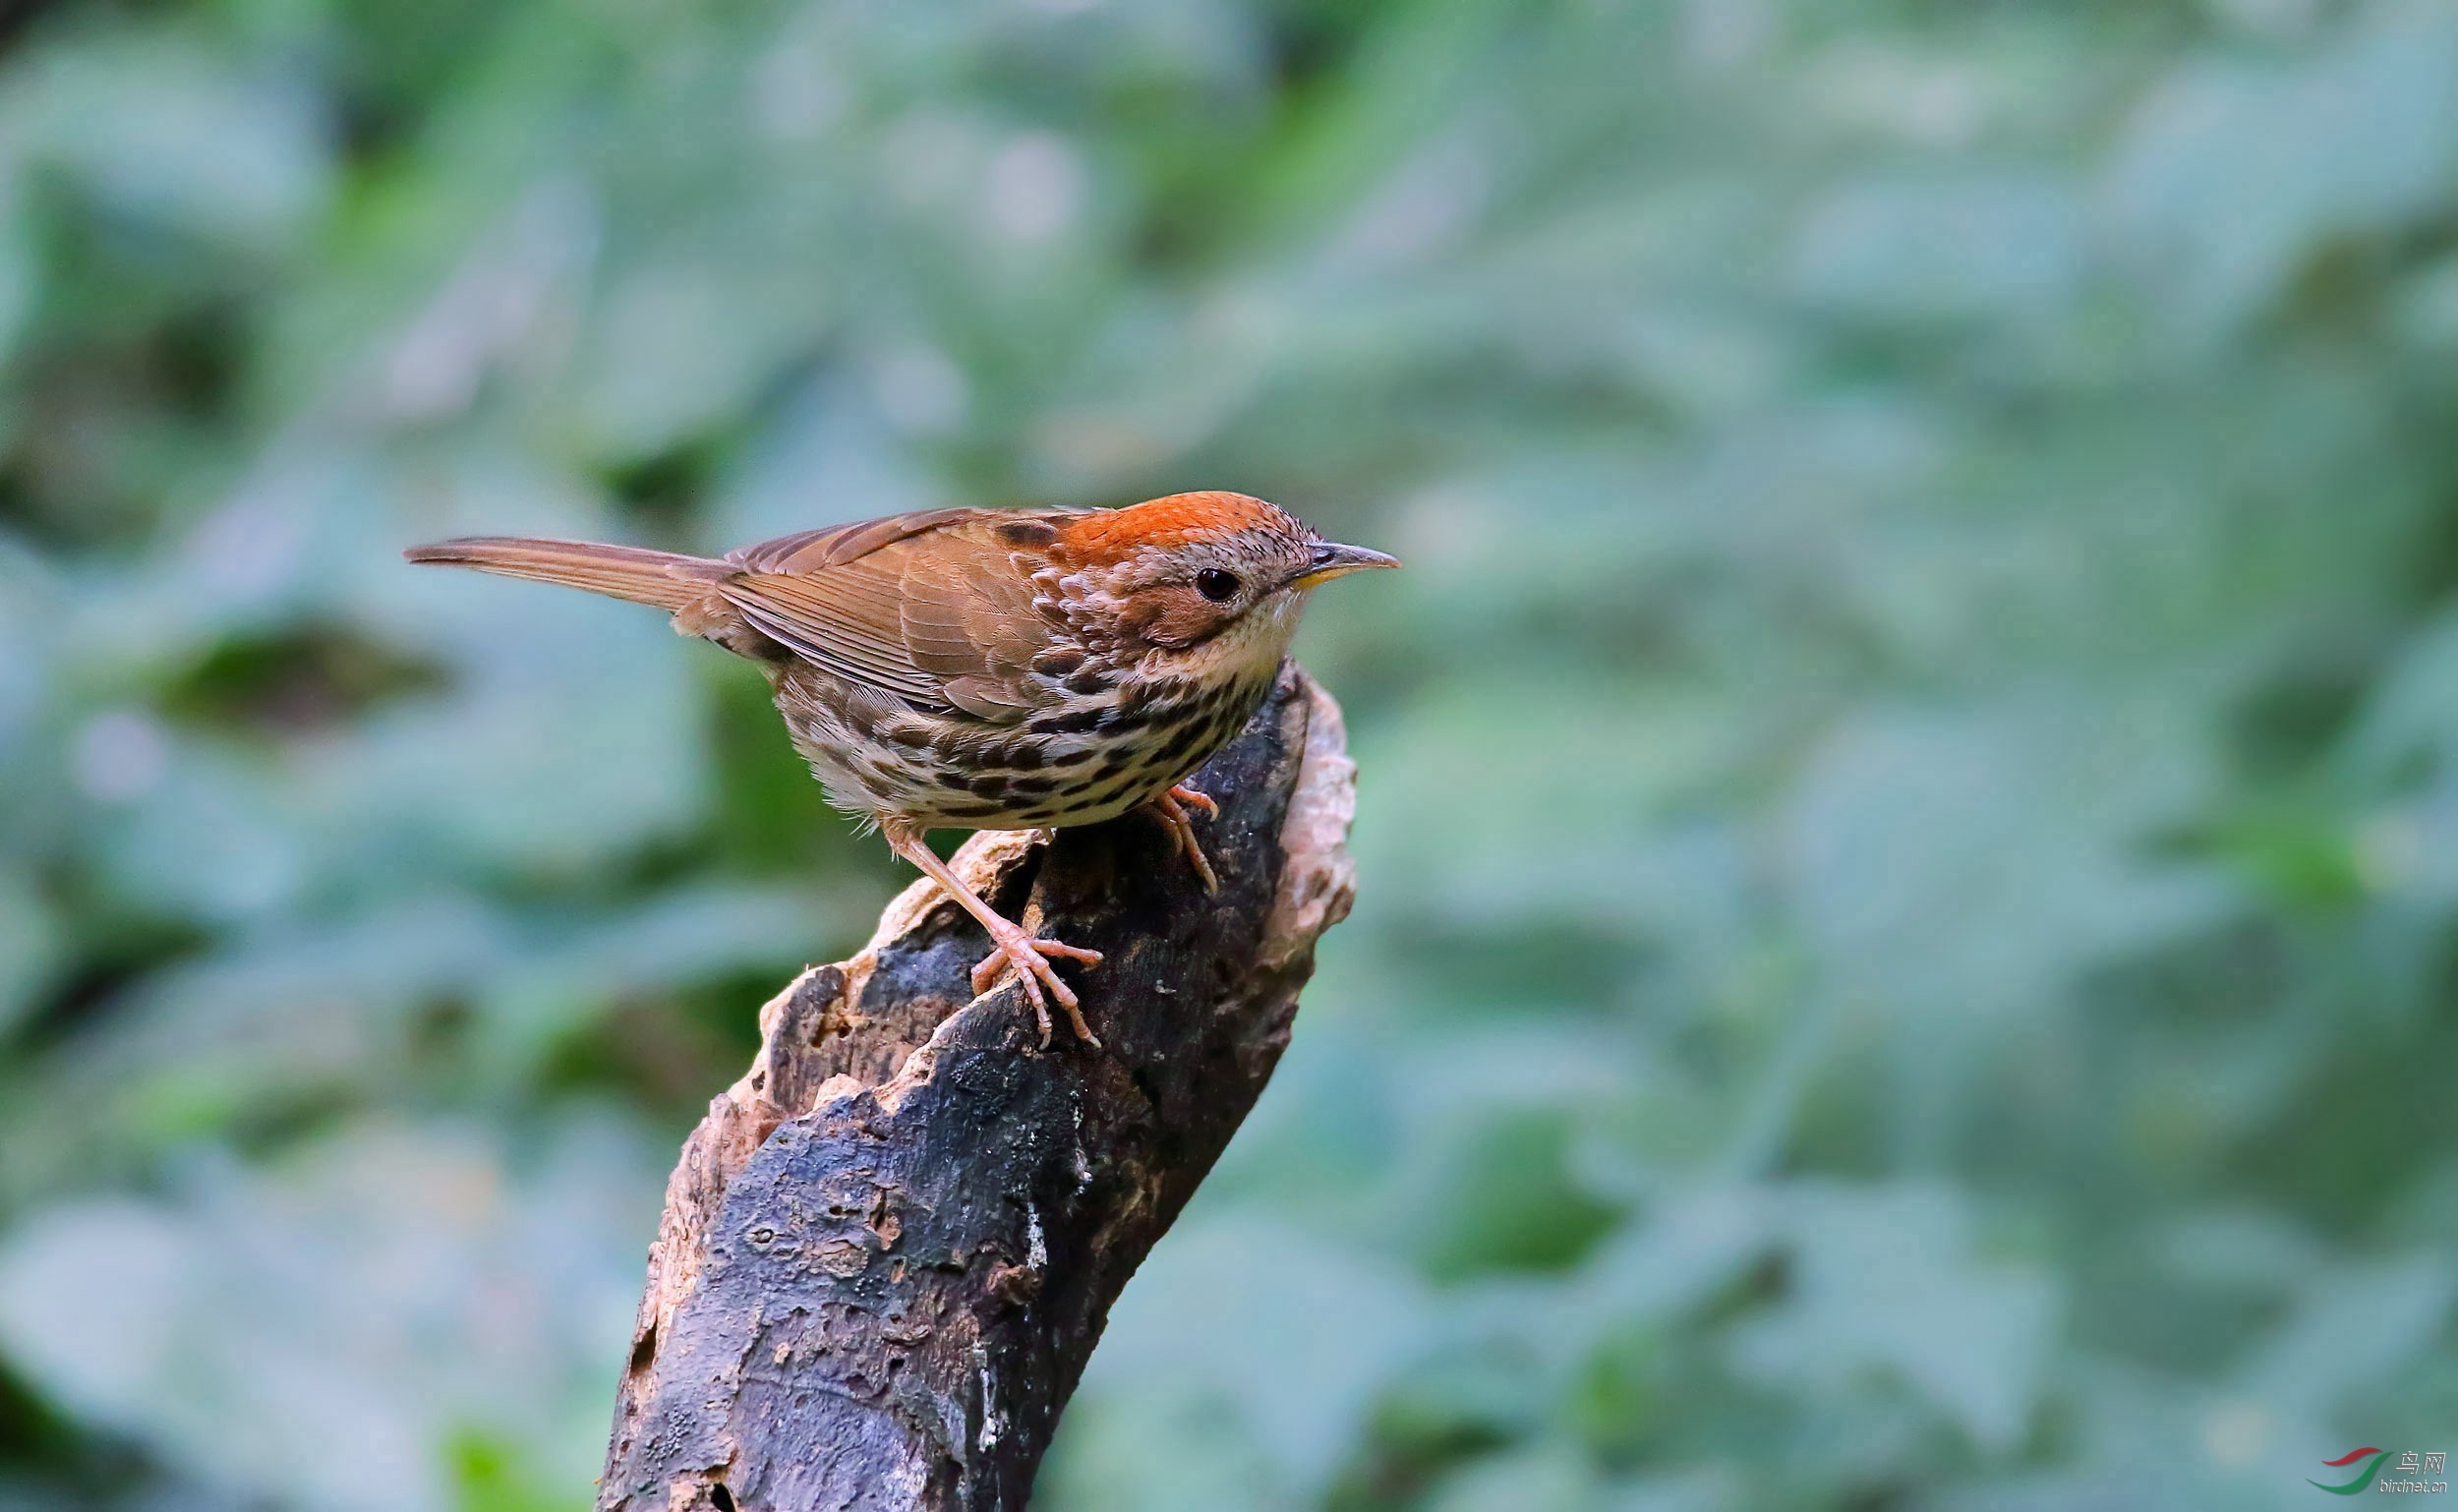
[768,641,1280,832]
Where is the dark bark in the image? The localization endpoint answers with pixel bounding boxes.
[598,664,1359,1512]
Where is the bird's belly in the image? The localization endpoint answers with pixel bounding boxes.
[771,665,1271,835]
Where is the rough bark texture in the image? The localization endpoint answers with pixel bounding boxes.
[599,663,1358,1512]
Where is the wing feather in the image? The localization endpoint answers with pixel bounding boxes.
[728,508,987,573]
[712,507,1077,717]
[896,527,1067,723]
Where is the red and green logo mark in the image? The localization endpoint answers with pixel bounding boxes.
[2312,1448,2451,1495]
[2312,1448,2391,1495]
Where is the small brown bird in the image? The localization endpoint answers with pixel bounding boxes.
[405,492,1397,1047]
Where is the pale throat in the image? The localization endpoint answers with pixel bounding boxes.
[1166,588,1307,686]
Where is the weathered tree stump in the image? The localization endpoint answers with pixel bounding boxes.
[599,663,1358,1512]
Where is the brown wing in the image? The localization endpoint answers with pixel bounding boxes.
[715,507,1082,720]
[726,508,985,574]
[895,524,1066,720]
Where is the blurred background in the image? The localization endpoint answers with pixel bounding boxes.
[3,0,2458,1507]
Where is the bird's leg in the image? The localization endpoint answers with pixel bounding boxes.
[881,821,1103,1049]
[1140,784,1221,894]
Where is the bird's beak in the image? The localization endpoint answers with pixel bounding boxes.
[1290,541,1402,590]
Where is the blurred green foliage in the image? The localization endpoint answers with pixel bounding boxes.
[3,0,2458,1507]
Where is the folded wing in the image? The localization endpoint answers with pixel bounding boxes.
[717,508,1078,722]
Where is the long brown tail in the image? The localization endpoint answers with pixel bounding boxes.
[402,536,728,613]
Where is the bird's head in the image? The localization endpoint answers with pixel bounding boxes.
[1047,492,1399,669]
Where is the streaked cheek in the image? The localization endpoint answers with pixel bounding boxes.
[1135,585,1234,646]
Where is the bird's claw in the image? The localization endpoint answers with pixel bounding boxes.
[1146,785,1221,893]
[973,933,1104,1048]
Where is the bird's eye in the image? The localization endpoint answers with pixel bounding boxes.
[1196,568,1241,603]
